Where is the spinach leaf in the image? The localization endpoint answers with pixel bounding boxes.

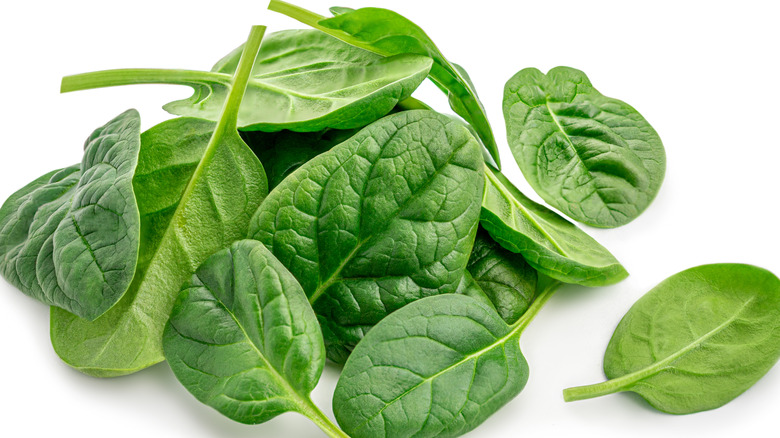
[248,110,484,363]
[332,279,561,438]
[563,264,780,414]
[467,227,537,324]
[241,127,359,190]
[163,239,347,437]
[481,164,627,286]
[268,0,502,169]
[49,26,269,377]
[0,110,141,321]
[503,66,666,228]
[61,29,432,132]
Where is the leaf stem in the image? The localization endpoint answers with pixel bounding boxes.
[60,69,230,93]
[219,25,266,131]
[297,397,350,438]
[511,275,562,334]
[562,377,632,402]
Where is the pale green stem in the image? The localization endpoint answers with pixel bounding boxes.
[218,25,266,131]
[297,396,350,438]
[563,376,634,402]
[511,276,562,334]
[60,69,230,93]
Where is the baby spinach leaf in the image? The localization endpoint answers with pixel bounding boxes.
[467,227,537,324]
[163,240,347,437]
[268,0,501,169]
[332,279,561,438]
[481,164,627,287]
[61,29,432,133]
[0,110,141,321]
[503,66,666,228]
[248,110,484,363]
[49,26,269,377]
[563,264,780,414]
[241,127,359,190]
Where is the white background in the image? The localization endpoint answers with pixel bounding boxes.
[1,1,779,437]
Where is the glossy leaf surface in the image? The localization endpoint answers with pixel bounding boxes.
[62,30,432,133]
[268,0,501,168]
[50,28,268,376]
[503,66,665,228]
[248,110,484,363]
[563,264,780,414]
[480,165,627,286]
[0,110,141,320]
[467,227,537,323]
[163,240,325,424]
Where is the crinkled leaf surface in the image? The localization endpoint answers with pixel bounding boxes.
[50,117,267,376]
[163,239,325,424]
[333,293,529,438]
[503,66,665,228]
[241,127,358,190]
[481,165,627,286]
[248,110,484,363]
[268,0,501,168]
[0,110,141,320]
[467,227,537,324]
[564,264,780,414]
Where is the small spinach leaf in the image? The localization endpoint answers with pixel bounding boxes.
[333,280,560,438]
[50,26,269,377]
[503,66,666,228]
[467,227,537,324]
[268,0,501,169]
[481,164,627,286]
[163,240,346,437]
[563,264,780,414]
[248,110,484,363]
[0,110,141,321]
[61,30,432,133]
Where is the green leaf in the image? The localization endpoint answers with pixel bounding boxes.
[0,110,141,320]
[163,240,346,437]
[62,29,432,133]
[503,66,666,228]
[268,0,501,169]
[563,264,780,414]
[241,127,359,190]
[248,110,484,363]
[333,280,560,438]
[467,227,537,324]
[480,164,627,286]
[49,26,269,377]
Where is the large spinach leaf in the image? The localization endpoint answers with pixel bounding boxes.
[0,110,141,321]
[61,30,432,132]
[49,26,269,377]
[467,227,537,324]
[268,0,501,169]
[563,264,780,414]
[332,279,560,438]
[163,239,347,437]
[503,66,666,228]
[248,110,484,363]
[481,164,627,286]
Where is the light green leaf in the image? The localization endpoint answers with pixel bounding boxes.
[563,264,780,414]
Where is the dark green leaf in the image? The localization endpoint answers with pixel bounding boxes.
[481,164,627,286]
[248,110,484,363]
[563,264,780,414]
[0,110,141,320]
[467,227,537,323]
[503,66,665,228]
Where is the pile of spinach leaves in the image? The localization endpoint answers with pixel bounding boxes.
[1,2,778,437]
